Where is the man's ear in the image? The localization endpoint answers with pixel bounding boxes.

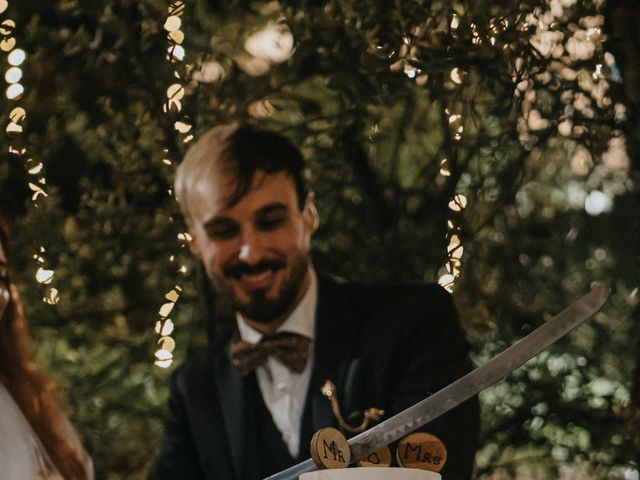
[184,218,202,258]
[303,192,319,234]
[189,236,201,258]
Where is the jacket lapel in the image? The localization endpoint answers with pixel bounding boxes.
[307,277,362,434]
[213,333,256,480]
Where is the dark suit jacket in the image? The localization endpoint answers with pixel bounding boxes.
[148,276,479,480]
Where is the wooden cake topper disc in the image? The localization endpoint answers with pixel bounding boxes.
[310,427,351,470]
[396,432,447,473]
[356,445,392,468]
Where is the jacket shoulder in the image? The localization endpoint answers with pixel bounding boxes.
[323,276,453,311]
[170,345,223,391]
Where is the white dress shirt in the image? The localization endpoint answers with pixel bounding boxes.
[236,270,317,458]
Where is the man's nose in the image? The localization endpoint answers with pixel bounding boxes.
[237,229,264,265]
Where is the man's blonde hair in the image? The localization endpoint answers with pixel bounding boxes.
[174,123,239,220]
[174,123,311,221]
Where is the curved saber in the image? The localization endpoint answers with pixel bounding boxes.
[264,282,610,480]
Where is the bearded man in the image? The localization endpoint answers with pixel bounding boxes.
[148,124,479,480]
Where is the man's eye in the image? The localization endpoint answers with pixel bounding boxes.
[258,216,285,230]
[206,225,238,239]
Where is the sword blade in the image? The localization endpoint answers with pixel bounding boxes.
[264,282,609,480]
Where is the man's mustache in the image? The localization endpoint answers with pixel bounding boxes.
[223,259,286,278]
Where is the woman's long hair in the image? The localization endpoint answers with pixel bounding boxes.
[0,219,88,480]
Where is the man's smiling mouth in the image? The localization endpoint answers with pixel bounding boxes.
[226,260,286,291]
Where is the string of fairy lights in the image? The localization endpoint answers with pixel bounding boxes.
[393,13,469,293]
[2,2,61,306]
[439,62,468,293]
[154,0,193,368]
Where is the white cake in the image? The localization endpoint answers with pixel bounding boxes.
[300,467,441,480]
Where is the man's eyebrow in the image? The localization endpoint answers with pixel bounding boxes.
[255,203,288,216]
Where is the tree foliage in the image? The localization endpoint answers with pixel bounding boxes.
[0,0,637,478]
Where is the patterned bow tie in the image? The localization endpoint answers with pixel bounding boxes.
[228,332,311,376]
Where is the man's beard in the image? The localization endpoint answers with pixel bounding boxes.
[211,253,310,324]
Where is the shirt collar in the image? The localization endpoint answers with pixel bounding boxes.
[237,269,317,344]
